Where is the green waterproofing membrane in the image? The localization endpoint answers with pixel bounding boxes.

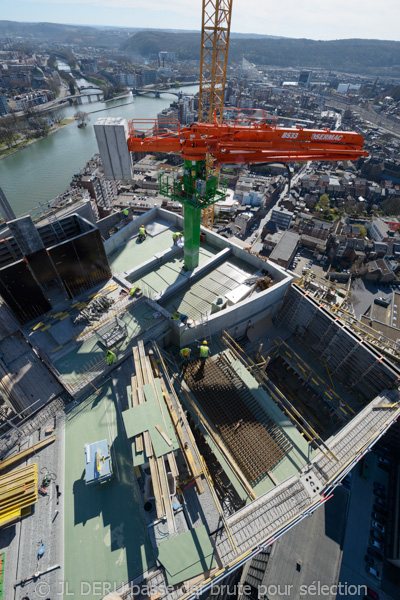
[157,525,215,585]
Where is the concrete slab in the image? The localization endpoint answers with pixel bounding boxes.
[130,245,216,296]
[64,383,155,600]
[108,228,181,275]
[161,257,258,321]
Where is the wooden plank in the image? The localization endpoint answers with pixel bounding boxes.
[0,436,55,471]
[148,456,164,519]
[133,347,144,388]
[167,452,179,479]
[130,376,138,407]
[159,379,205,494]
[130,375,144,453]
[155,425,172,446]
[138,340,149,385]
[137,388,151,457]
[142,430,152,459]
[157,456,175,535]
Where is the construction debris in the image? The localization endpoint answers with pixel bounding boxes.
[74,295,115,326]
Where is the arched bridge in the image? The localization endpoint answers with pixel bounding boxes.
[132,88,189,99]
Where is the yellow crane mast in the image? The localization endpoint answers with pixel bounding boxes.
[199,0,233,230]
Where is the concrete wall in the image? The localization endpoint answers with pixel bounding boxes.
[104,207,158,254]
[176,277,291,346]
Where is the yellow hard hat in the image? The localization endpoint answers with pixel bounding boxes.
[203,340,207,345]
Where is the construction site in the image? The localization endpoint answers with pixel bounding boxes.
[0,2,399,600]
[0,201,397,600]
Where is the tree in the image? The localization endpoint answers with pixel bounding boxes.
[52,110,65,124]
[0,116,17,148]
[74,111,90,128]
[381,197,400,216]
[358,225,367,238]
[319,193,330,209]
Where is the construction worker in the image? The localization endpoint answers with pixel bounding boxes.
[138,225,146,241]
[172,232,182,245]
[123,208,129,216]
[180,347,191,365]
[199,340,210,365]
[106,350,117,365]
[171,311,188,324]
[129,286,138,296]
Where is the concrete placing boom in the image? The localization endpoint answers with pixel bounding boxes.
[127,108,368,269]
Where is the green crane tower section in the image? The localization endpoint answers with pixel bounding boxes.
[159,159,226,270]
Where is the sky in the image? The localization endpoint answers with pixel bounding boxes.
[2,0,400,42]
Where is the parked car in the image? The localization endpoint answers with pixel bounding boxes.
[373,482,385,491]
[367,547,383,561]
[372,512,386,524]
[373,489,385,499]
[369,531,383,552]
[372,521,385,534]
[366,566,382,581]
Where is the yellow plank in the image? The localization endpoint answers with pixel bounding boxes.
[51,345,63,354]
[32,322,44,331]
[40,325,51,332]
[52,312,63,318]
[311,378,319,386]
[60,314,70,321]
[134,466,141,478]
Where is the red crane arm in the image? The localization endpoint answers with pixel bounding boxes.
[127,111,368,165]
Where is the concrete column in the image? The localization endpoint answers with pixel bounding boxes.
[7,216,44,256]
[0,187,16,222]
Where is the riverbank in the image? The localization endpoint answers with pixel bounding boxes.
[0,118,75,161]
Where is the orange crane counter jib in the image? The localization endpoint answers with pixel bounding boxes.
[128,118,369,165]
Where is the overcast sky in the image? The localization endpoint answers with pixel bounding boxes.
[3,0,400,42]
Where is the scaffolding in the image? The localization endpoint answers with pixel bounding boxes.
[275,285,400,403]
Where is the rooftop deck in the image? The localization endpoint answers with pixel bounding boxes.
[64,383,155,600]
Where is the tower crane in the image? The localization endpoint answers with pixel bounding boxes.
[198,0,233,231]
[96,1,369,271]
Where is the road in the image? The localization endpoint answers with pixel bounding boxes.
[247,162,309,248]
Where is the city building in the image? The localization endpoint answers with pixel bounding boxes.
[270,207,293,230]
[0,94,9,116]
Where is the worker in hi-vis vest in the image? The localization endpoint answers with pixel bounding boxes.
[180,347,191,365]
[172,232,182,245]
[138,225,146,241]
[106,350,117,365]
[199,340,209,366]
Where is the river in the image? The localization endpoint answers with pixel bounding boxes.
[0,64,198,216]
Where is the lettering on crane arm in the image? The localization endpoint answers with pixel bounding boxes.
[281,131,299,139]
[281,131,344,142]
[311,133,344,141]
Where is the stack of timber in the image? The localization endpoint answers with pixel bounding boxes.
[0,463,38,527]
[131,341,179,534]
